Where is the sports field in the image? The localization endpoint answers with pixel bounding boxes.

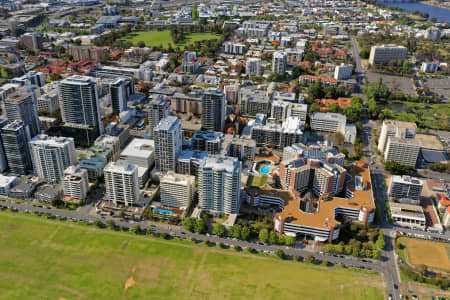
[0,211,384,299]
[405,238,450,272]
[122,30,221,50]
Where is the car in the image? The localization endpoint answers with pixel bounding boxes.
[388,294,392,300]
[394,284,398,289]
[412,296,418,300]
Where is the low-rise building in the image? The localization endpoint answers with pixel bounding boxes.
[0,175,18,196]
[390,202,426,230]
[311,112,346,134]
[388,175,423,203]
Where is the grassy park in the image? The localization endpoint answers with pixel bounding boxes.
[122,30,222,50]
[0,211,384,299]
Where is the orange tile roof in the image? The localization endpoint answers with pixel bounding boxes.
[300,75,338,84]
[438,193,450,206]
[267,160,375,230]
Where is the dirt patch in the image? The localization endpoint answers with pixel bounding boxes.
[406,238,450,271]
[124,276,136,292]
[4,224,19,230]
[58,298,68,300]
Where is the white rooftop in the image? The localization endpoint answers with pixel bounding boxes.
[120,138,154,159]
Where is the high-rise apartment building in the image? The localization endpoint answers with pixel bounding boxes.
[58,75,103,134]
[104,161,140,207]
[201,88,225,132]
[384,137,420,167]
[1,121,32,175]
[4,91,40,138]
[272,51,287,74]
[63,165,89,202]
[378,120,417,153]
[109,77,134,115]
[197,155,242,214]
[224,84,239,105]
[246,57,262,76]
[154,116,183,173]
[148,95,170,138]
[160,172,195,209]
[29,134,77,183]
[20,32,43,50]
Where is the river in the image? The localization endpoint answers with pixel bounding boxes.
[381,1,450,23]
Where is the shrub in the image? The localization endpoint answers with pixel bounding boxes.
[275,249,285,259]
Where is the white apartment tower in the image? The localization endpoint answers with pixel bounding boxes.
[369,44,407,66]
[334,63,353,80]
[378,120,417,153]
[311,112,346,134]
[29,134,77,183]
[272,51,287,74]
[246,57,262,77]
[160,172,195,209]
[154,116,183,173]
[384,137,420,167]
[388,175,423,202]
[63,165,89,202]
[198,155,242,214]
[149,95,170,138]
[104,161,140,207]
[58,75,103,134]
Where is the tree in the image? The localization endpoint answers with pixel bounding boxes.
[212,223,227,237]
[182,217,196,232]
[306,255,315,263]
[372,249,381,259]
[277,235,285,245]
[359,48,370,59]
[335,132,345,145]
[310,102,320,113]
[194,218,208,234]
[94,220,104,228]
[240,226,251,241]
[376,231,385,249]
[137,41,146,48]
[131,225,142,234]
[231,224,242,239]
[259,229,269,244]
[285,236,295,246]
[269,231,278,244]
[106,219,116,230]
[275,249,285,259]
[120,210,126,219]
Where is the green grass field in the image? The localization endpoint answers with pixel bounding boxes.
[122,30,221,50]
[0,211,385,299]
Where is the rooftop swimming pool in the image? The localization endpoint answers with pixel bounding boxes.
[260,165,270,175]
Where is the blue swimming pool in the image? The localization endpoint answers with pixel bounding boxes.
[260,165,270,174]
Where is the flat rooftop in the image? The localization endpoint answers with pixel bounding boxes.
[413,134,444,151]
[120,138,154,159]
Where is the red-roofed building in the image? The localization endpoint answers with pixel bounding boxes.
[314,97,351,112]
[437,193,450,213]
[299,75,338,86]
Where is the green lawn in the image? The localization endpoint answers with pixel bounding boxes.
[247,174,268,187]
[0,211,384,299]
[122,30,221,50]
[384,101,450,130]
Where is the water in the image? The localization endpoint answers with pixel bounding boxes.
[382,1,450,23]
[260,165,270,175]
